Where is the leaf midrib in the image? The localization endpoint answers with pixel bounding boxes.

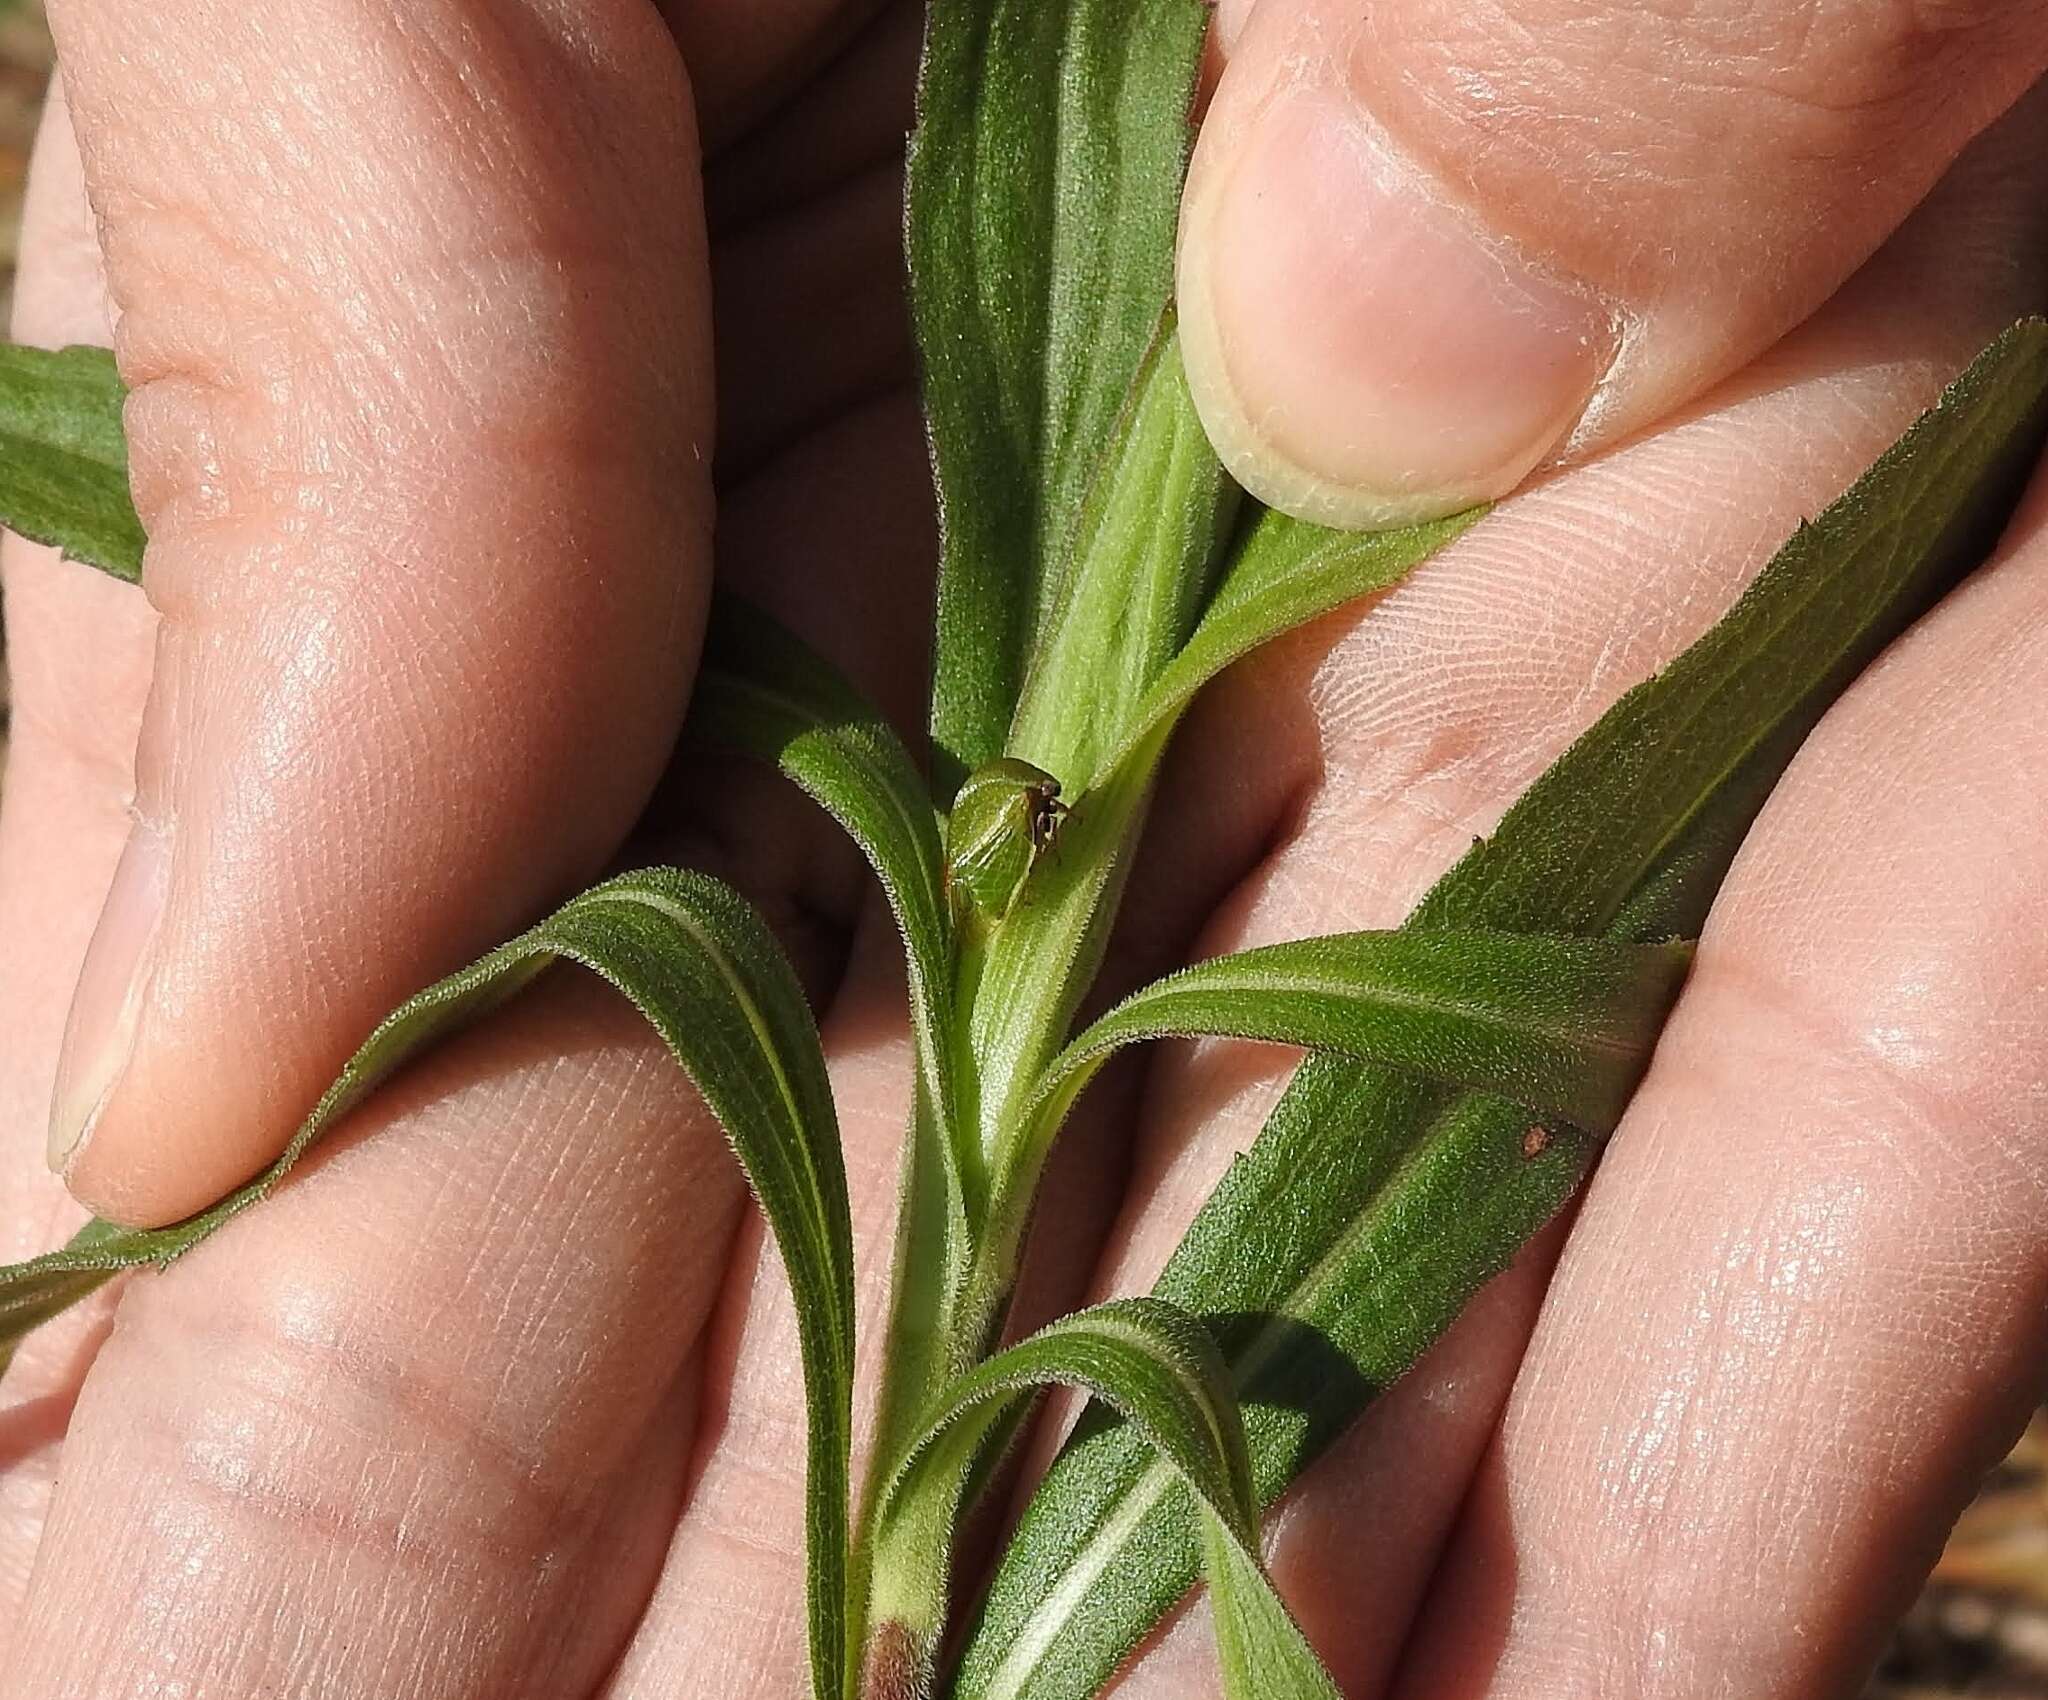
[601,887,841,1295]
[1076,964,1648,1065]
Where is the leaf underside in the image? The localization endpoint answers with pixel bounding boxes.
[1004,324,1238,790]
[911,0,1210,793]
[688,596,970,1220]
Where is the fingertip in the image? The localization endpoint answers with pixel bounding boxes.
[1179,0,2048,531]
[50,823,265,1230]
[1178,75,1615,529]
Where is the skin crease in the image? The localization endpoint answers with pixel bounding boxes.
[1,5,2048,1700]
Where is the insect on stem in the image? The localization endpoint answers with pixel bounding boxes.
[942,757,1070,926]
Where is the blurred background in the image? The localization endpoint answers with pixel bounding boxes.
[0,5,2041,1693]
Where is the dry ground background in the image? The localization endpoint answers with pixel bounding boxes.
[0,5,2041,1693]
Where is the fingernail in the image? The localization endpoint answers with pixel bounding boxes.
[1179,83,1618,528]
[49,821,171,1174]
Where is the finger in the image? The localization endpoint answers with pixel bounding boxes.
[703,0,921,231]
[0,81,144,1636]
[1391,409,2048,1700]
[712,158,911,479]
[1382,105,2048,1688]
[5,347,941,1698]
[1178,0,2048,528]
[3,969,745,1700]
[1081,89,2048,1696]
[41,0,714,1226]
[663,0,891,146]
[0,82,128,1251]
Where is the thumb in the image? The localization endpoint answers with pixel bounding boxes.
[45,0,713,1225]
[1179,0,2048,527]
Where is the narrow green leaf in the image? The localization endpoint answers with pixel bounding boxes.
[1004,930,1691,1204]
[911,0,1209,791]
[683,600,994,1638]
[966,928,1686,1426]
[689,596,966,1200]
[1199,1516,1343,1700]
[962,500,1485,1191]
[1006,325,1238,789]
[0,869,858,1700]
[867,1299,1337,1700]
[956,322,2048,1700]
[1096,496,1488,786]
[0,343,145,580]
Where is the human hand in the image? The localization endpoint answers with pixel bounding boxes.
[3,3,2048,1698]
[0,0,938,1686]
[1103,5,2048,1691]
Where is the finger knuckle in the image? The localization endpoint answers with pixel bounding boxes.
[94,1247,578,1569]
[94,1,704,566]
[1772,0,2045,120]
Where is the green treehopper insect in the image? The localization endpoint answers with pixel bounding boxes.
[943,757,1069,925]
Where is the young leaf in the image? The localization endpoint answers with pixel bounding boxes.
[956,321,2048,1700]
[909,0,1481,1321]
[688,596,968,1204]
[683,599,990,1676]
[911,0,1209,791]
[0,342,144,580]
[0,868,859,1700]
[866,1299,1338,1700]
[1005,324,1238,789]
[962,497,1487,1186]
[1095,495,1487,787]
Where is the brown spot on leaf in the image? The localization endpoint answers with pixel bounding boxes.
[1521,1125,1552,1160]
